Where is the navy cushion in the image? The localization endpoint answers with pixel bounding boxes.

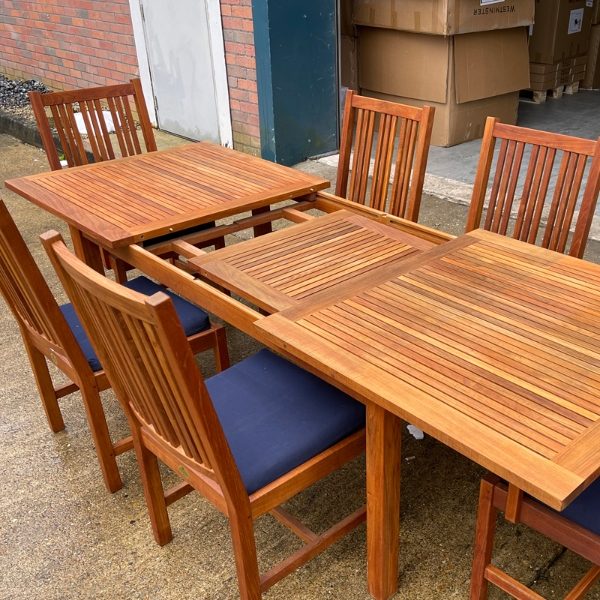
[142,221,216,248]
[561,477,600,536]
[61,276,210,372]
[205,349,365,494]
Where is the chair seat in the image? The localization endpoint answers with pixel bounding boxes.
[61,276,210,372]
[561,477,600,536]
[205,349,365,494]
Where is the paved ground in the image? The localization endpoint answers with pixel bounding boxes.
[0,132,599,599]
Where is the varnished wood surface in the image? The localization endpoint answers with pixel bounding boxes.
[470,476,600,600]
[466,118,600,258]
[336,91,434,221]
[191,210,436,312]
[29,78,156,171]
[258,229,600,511]
[5,142,328,248]
[44,232,366,600]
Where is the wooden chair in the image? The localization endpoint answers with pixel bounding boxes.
[466,117,600,258]
[0,199,228,493]
[336,90,435,221]
[42,230,367,599]
[28,78,156,170]
[28,78,224,277]
[471,475,600,599]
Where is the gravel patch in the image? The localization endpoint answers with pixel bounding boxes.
[0,74,51,130]
[0,74,49,109]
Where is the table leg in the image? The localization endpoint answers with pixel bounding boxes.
[252,206,272,237]
[69,226,105,274]
[367,404,401,600]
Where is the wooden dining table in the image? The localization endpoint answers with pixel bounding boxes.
[5,141,328,269]
[256,228,600,598]
[8,143,600,599]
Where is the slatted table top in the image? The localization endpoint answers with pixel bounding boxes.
[258,229,600,510]
[5,142,328,248]
[190,210,436,312]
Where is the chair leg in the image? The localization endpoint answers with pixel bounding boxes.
[79,380,123,493]
[23,341,65,433]
[107,255,130,284]
[471,478,498,600]
[213,236,226,250]
[565,565,600,600]
[214,326,230,371]
[133,432,173,546]
[229,508,262,600]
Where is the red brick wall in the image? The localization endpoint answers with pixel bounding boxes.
[220,0,260,155]
[0,0,261,154]
[0,0,138,89]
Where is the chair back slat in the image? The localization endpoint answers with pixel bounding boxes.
[500,141,525,235]
[543,152,581,253]
[336,91,435,221]
[80,280,206,463]
[79,101,104,160]
[29,79,155,170]
[370,113,397,209]
[467,117,600,258]
[0,200,89,370]
[389,117,418,217]
[42,233,252,491]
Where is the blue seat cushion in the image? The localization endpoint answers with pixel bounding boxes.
[61,276,210,372]
[205,349,365,494]
[561,477,600,536]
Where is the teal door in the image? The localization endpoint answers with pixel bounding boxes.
[253,0,338,165]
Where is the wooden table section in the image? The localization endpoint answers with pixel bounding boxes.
[257,229,600,598]
[190,210,436,312]
[5,142,328,249]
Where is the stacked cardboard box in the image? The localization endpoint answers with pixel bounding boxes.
[340,0,357,90]
[583,4,600,89]
[583,23,600,88]
[529,0,595,92]
[352,0,534,147]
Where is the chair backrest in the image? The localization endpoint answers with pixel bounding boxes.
[466,117,600,258]
[42,231,246,502]
[29,78,157,171]
[0,200,89,372]
[335,90,435,221]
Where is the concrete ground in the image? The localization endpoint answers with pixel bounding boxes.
[1,132,599,599]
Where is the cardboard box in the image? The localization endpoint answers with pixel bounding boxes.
[339,0,354,36]
[340,35,358,89]
[563,55,587,82]
[529,0,594,64]
[529,70,565,90]
[583,23,600,87]
[593,0,600,24]
[353,0,534,35]
[357,27,529,145]
[529,55,588,90]
[364,90,519,147]
[529,62,561,75]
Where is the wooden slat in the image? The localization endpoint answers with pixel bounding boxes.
[466,117,600,258]
[257,230,600,510]
[191,211,438,312]
[5,142,328,247]
[336,90,434,221]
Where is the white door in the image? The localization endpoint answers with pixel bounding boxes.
[138,0,231,144]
